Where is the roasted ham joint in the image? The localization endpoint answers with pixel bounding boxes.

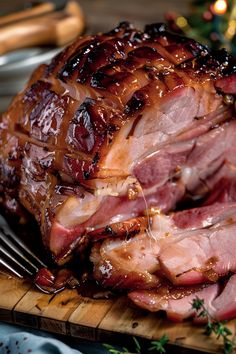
[1,22,236,322]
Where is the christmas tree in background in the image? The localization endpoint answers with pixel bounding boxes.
[166,0,236,54]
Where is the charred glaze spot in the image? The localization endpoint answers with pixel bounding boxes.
[90,72,110,89]
[105,21,134,36]
[93,152,100,165]
[213,48,230,67]
[145,23,167,36]
[179,50,233,77]
[214,49,236,75]
[59,39,101,81]
[126,30,147,44]
[125,90,149,116]
[185,41,208,58]
[104,225,117,236]
[39,154,54,170]
[106,123,119,144]
[60,37,126,83]
[83,170,90,179]
[77,38,126,83]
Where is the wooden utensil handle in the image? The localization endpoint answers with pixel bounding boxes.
[0,2,55,27]
[0,16,57,55]
[0,1,85,55]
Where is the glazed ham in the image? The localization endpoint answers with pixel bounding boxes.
[128,274,236,322]
[1,22,236,321]
[92,204,236,319]
[91,203,236,289]
[128,283,220,321]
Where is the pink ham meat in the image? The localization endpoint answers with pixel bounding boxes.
[158,217,236,285]
[128,283,220,321]
[211,274,236,321]
[1,23,236,264]
[158,202,236,285]
[129,274,236,322]
[91,202,236,290]
[128,274,236,322]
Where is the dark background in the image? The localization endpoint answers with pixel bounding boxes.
[1,0,190,33]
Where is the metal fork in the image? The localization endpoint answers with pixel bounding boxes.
[0,214,47,278]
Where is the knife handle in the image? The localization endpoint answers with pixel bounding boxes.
[0,2,55,27]
[0,1,85,55]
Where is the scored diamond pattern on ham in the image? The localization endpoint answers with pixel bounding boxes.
[1,22,236,321]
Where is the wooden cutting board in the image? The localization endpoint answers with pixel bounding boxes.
[0,271,235,353]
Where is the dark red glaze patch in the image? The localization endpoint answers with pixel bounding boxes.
[128,46,160,60]
[67,98,119,154]
[23,81,51,113]
[29,89,70,144]
[59,38,102,81]
[67,98,107,153]
[76,38,127,83]
[59,37,128,84]
[91,71,136,96]
[179,49,236,79]
[35,268,55,287]
[125,86,152,115]
[64,155,99,181]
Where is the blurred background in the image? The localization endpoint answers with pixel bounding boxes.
[1,0,190,32]
[0,0,235,111]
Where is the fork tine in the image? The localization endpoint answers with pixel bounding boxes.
[0,257,24,278]
[0,215,47,269]
[1,227,46,269]
[0,229,39,272]
[0,244,34,276]
[0,215,47,279]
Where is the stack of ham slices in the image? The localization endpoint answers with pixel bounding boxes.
[1,22,236,321]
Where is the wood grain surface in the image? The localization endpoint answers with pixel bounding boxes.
[0,271,236,353]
